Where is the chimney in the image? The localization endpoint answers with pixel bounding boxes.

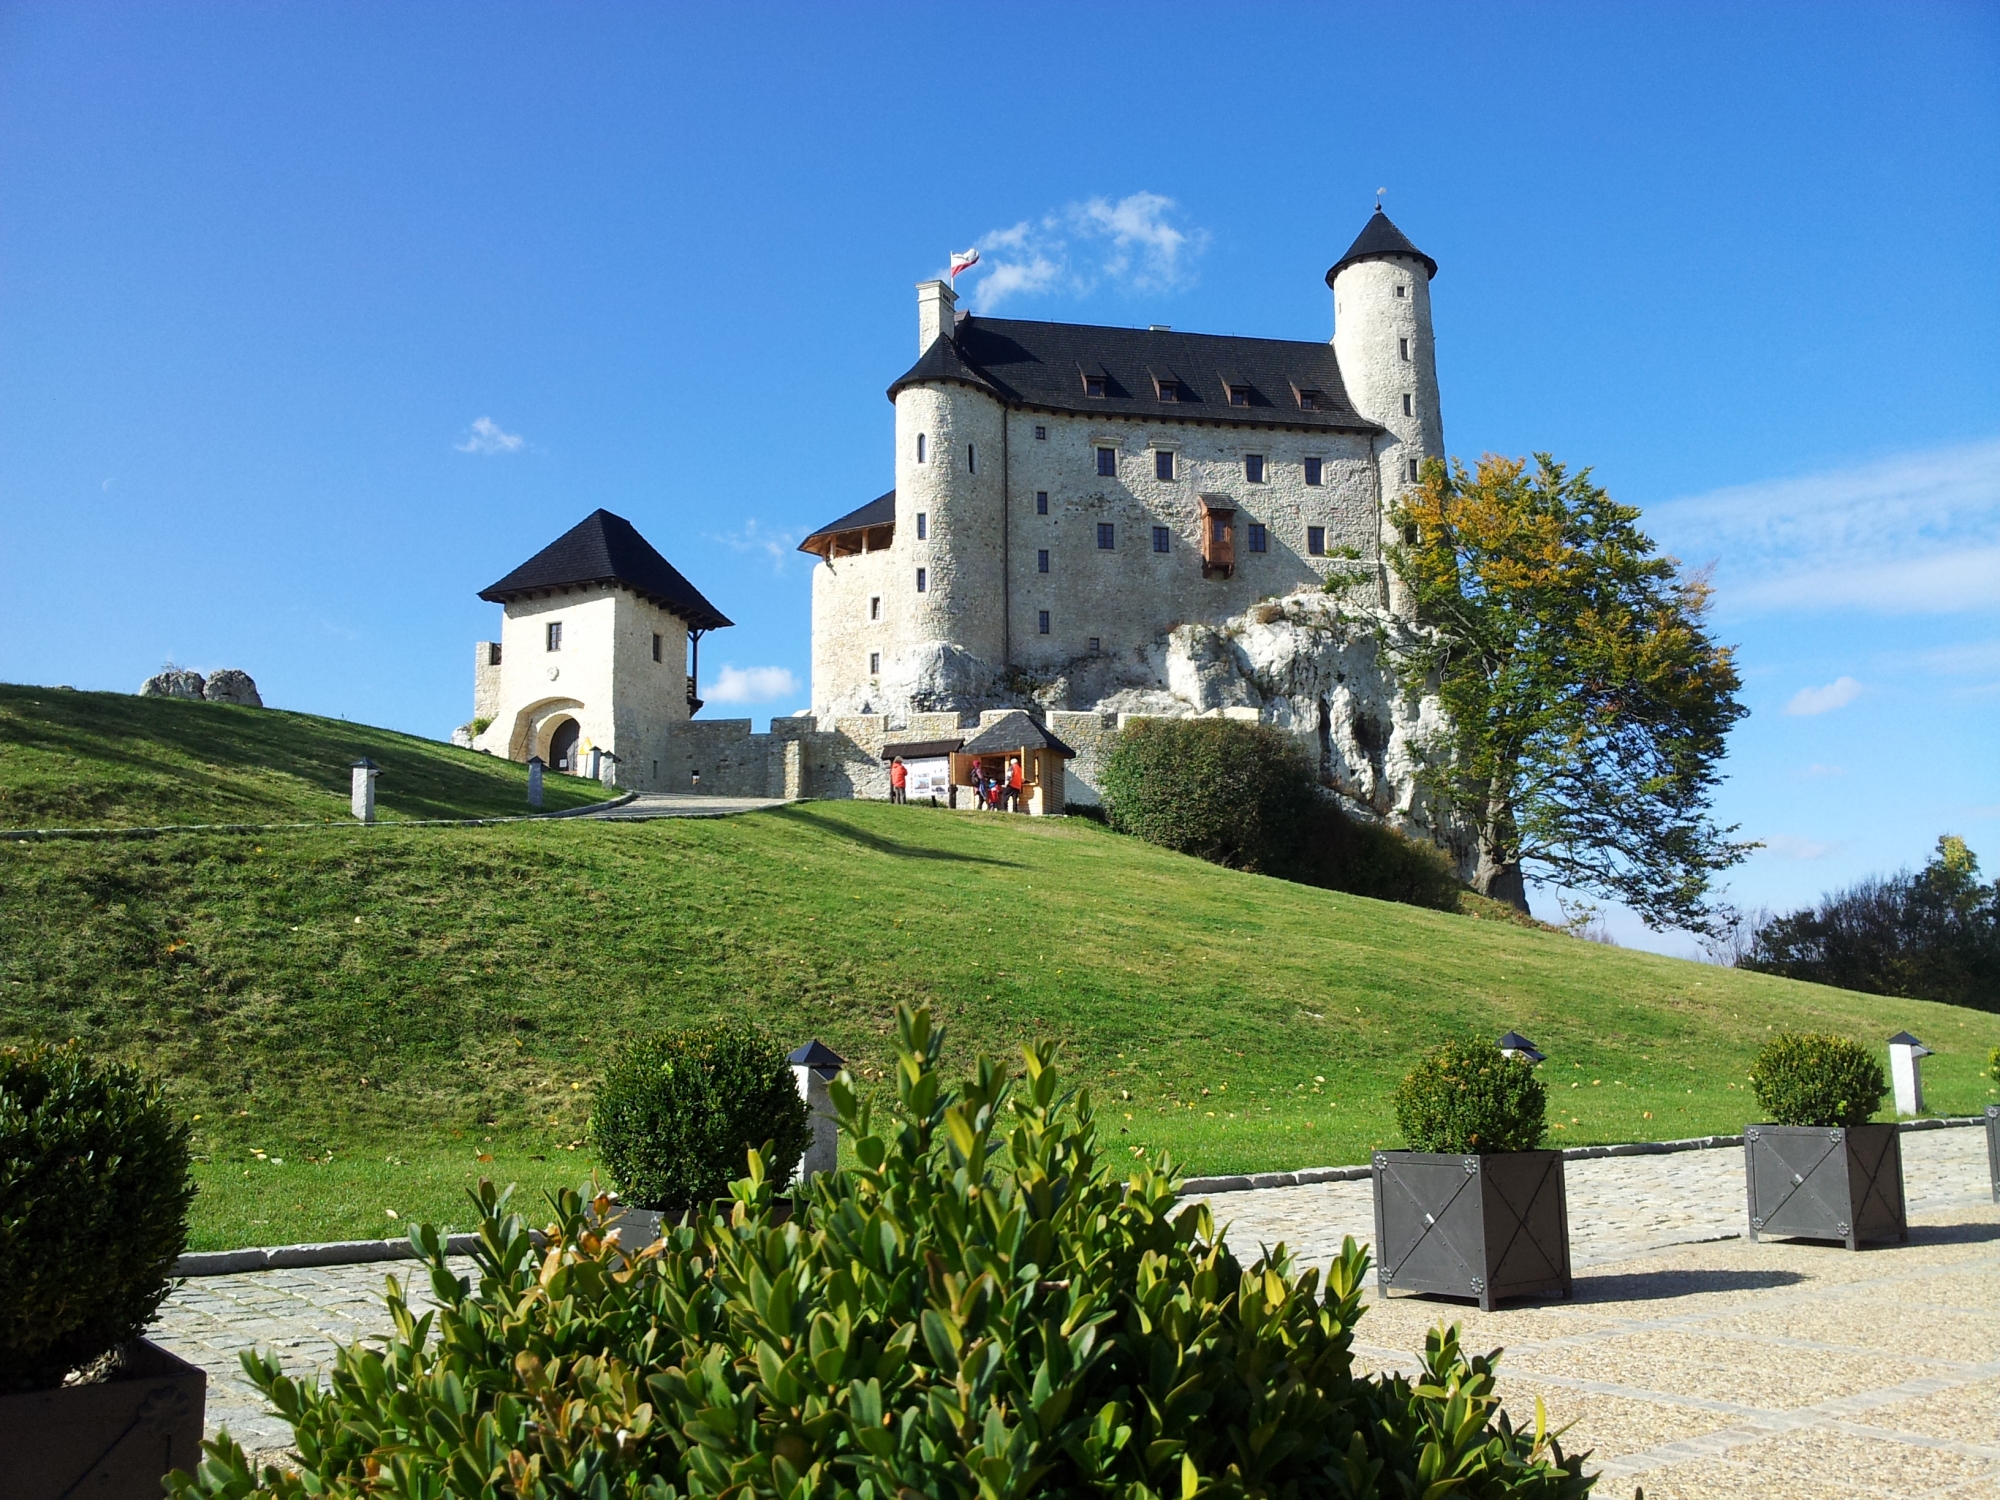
[916,279,957,355]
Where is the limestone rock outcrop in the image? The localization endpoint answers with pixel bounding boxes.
[139,668,206,700]
[203,669,263,707]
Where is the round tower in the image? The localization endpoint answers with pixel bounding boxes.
[1328,208,1442,616]
[889,279,1008,708]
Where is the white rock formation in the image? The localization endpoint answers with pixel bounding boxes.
[203,669,263,707]
[139,668,206,700]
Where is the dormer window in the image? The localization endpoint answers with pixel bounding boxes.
[1226,385,1249,407]
[1297,388,1321,411]
[1154,374,1179,402]
[1084,374,1107,399]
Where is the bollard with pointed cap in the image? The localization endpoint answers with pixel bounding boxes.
[1887,1031,1932,1116]
[526,755,544,809]
[1496,1031,1545,1064]
[788,1040,846,1186]
[349,758,379,824]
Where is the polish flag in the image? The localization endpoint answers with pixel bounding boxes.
[949,248,980,281]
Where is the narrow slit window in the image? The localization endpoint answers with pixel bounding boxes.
[1402,393,1413,416]
[1036,490,1049,514]
[1399,337,1409,361]
[916,512,928,540]
[546,621,562,652]
[916,432,926,463]
[1244,453,1265,483]
[1037,549,1049,573]
[868,595,881,621]
[916,567,927,593]
[1155,449,1174,481]
[1247,522,1268,553]
[1152,526,1170,553]
[1307,526,1326,556]
[1096,446,1117,477]
[1304,457,1323,486]
[1038,610,1050,635]
[1097,522,1115,549]
[967,444,976,473]
[1407,458,1420,483]
[651,632,662,663]
[869,652,880,675]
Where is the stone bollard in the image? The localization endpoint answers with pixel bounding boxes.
[597,749,619,787]
[527,755,544,809]
[349,758,379,823]
[1888,1031,1932,1116]
[788,1040,846,1187]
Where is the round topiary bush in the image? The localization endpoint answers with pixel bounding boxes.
[0,1042,194,1391]
[1392,1036,1548,1154]
[1747,1032,1887,1127]
[589,1022,811,1210]
[1100,715,1320,873]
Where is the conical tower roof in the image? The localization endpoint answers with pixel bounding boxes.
[1326,206,1437,284]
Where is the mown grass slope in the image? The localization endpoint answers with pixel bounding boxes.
[0,683,605,828]
[5,752,1997,1248]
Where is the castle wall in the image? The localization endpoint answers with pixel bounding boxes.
[810,544,897,714]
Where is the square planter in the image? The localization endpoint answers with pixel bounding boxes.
[1744,1122,1906,1249]
[1986,1106,1999,1205]
[1372,1149,1572,1311]
[0,1338,206,1500]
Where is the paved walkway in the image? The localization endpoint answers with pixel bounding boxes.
[587,792,786,819]
[154,1129,1998,1494]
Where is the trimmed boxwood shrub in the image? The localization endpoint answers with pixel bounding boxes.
[1747,1032,1887,1128]
[1,1042,194,1391]
[1394,1036,1549,1154]
[167,1004,1592,1499]
[590,1021,811,1210]
[1102,715,1461,911]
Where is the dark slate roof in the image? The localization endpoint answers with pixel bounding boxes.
[1327,206,1437,283]
[787,1039,846,1071]
[479,508,732,631]
[959,711,1076,758]
[800,490,896,552]
[881,738,964,761]
[887,319,1379,433]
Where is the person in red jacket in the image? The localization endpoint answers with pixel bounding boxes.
[1005,756,1025,812]
[888,756,907,804]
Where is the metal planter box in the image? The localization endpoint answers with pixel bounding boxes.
[0,1338,206,1500]
[1744,1122,1906,1249]
[1371,1149,1572,1311]
[1985,1106,1999,1204]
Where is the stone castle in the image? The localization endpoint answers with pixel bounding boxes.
[462,209,1472,866]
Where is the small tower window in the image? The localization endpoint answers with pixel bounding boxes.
[868,595,881,620]
[1399,337,1410,361]
[1304,457,1323,486]
[1088,637,1101,652]
[1244,454,1266,483]
[546,621,562,652]
[967,444,976,473]
[1097,523,1115,549]
[1246,523,1268,553]
[1152,526,1170,553]
[916,567,927,592]
[1096,446,1117,477]
[1395,284,1406,298]
[916,433,926,463]
[1038,610,1051,635]
[1035,490,1049,514]
[487,642,502,666]
[1037,549,1049,573]
[1407,458,1420,483]
[1308,526,1326,556]
[1402,393,1413,416]
[1034,424,1047,440]
[916,512,928,540]
[869,652,880,676]
[652,632,662,663]
[1155,449,1175,481]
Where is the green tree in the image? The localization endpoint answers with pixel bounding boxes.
[1388,452,1751,931]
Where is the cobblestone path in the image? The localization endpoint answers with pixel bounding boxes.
[154,1127,1999,1495]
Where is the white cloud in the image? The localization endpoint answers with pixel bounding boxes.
[1648,437,2000,616]
[705,664,800,704]
[1796,763,1846,779]
[1784,675,1862,716]
[706,518,803,574]
[1761,834,1842,860]
[455,416,525,455]
[957,192,1211,313]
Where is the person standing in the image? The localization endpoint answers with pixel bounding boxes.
[889,756,907,805]
[1005,756,1025,813]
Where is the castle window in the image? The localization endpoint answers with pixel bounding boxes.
[1404,523,1419,545]
[1244,453,1266,483]
[1395,284,1406,298]
[1088,637,1101,652]
[1038,610,1050,635]
[1155,449,1174,481]
[967,444,976,473]
[1152,526,1170,553]
[1308,526,1326,556]
[916,512,928,540]
[1304,457,1323,486]
[546,622,562,652]
[1157,378,1178,402]
[1247,522,1268,553]
[1034,424,1047,440]
[487,642,502,666]
[1036,491,1049,514]
[1402,393,1413,416]
[1399,337,1410,361]
[916,432,926,463]
[652,632,662,663]
[1210,515,1229,545]
[1226,384,1249,407]
[1297,389,1320,411]
[916,567,927,592]
[1037,549,1049,573]
[869,595,881,620]
[1097,523,1115,549]
[1084,375,1106,398]
[1407,458,1420,483]
[1096,446,1116,477]
[869,652,880,675]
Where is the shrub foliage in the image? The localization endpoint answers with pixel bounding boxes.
[590,1022,810,1210]
[1,1042,194,1390]
[170,1005,1592,1499]
[1393,1037,1549,1154]
[1102,716,1461,912]
[1747,1033,1887,1128]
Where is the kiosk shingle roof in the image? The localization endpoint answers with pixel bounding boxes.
[959,712,1076,758]
[479,509,732,632]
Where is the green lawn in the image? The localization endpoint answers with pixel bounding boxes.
[0,683,605,828]
[4,752,1996,1249]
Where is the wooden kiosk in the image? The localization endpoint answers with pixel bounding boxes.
[949,712,1075,816]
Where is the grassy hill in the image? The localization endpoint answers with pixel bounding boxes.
[2,687,1996,1250]
[0,683,606,828]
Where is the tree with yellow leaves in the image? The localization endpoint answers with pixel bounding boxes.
[1387,452,1751,933]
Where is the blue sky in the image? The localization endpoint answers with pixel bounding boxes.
[2,2,1995,950]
